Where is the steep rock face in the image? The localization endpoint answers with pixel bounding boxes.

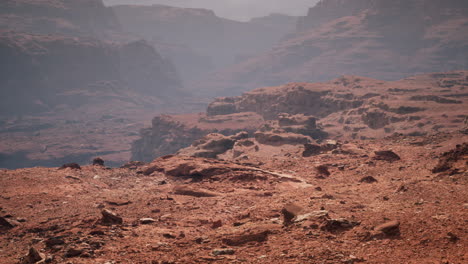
[198,0,468,95]
[112,4,297,83]
[119,40,182,97]
[0,0,121,37]
[0,31,182,116]
[0,31,120,115]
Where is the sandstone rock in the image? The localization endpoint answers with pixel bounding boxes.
[178,133,245,158]
[45,237,65,248]
[222,230,270,246]
[212,220,223,229]
[315,165,331,178]
[120,161,146,170]
[101,209,123,225]
[0,216,19,229]
[140,218,156,225]
[19,247,45,264]
[281,203,304,225]
[207,101,237,116]
[92,157,104,166]
[212,248,235,256]
[321,218,360,232]
[255,132,311,146]
[64,247,84,258]
[173,186,218,198]
[375,220,400,236]
[373,151,401,162]
[294,210,329,223]
[432,143,468,173]
[59,163,81,170]
[360,176,378,183]
[303,144,322,157]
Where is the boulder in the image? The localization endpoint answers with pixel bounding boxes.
[100,209,123,225]
[303,144,322,157]
[92,157,105,166]
[0,216,19,229]
[375,220,400,236]
[222,230,270,246]
[59,163,81,170]
[373,151,401,162]
[19,247,45,264]
[281,203,304,225]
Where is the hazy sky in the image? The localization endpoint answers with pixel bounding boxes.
[104,0,320,21]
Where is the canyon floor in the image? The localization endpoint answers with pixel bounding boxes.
[1,131,466,264]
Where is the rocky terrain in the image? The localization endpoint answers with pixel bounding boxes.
[1,1,467,262]
[0,124,466,263]
[199,0,468,95]
[132,71,468,162]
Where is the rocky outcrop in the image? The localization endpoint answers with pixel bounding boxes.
[198,0,468,95]
[133,71,468,162]
[131,114,261,162]
[207,85,364,120]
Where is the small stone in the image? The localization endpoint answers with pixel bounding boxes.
[101,209,123,225]
[45,237,65,248]
[360,176,378,183]
[375,220,400,236]
[163,233,176,239]
[212,248,235,256]
[140,218,156,224]
[211,220,223,229]
[446,232,459,242]
[64,247,84,258]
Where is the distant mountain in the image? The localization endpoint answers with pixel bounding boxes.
[104,0,317,21]
[112,4,298,83]
[197,0,468,96]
